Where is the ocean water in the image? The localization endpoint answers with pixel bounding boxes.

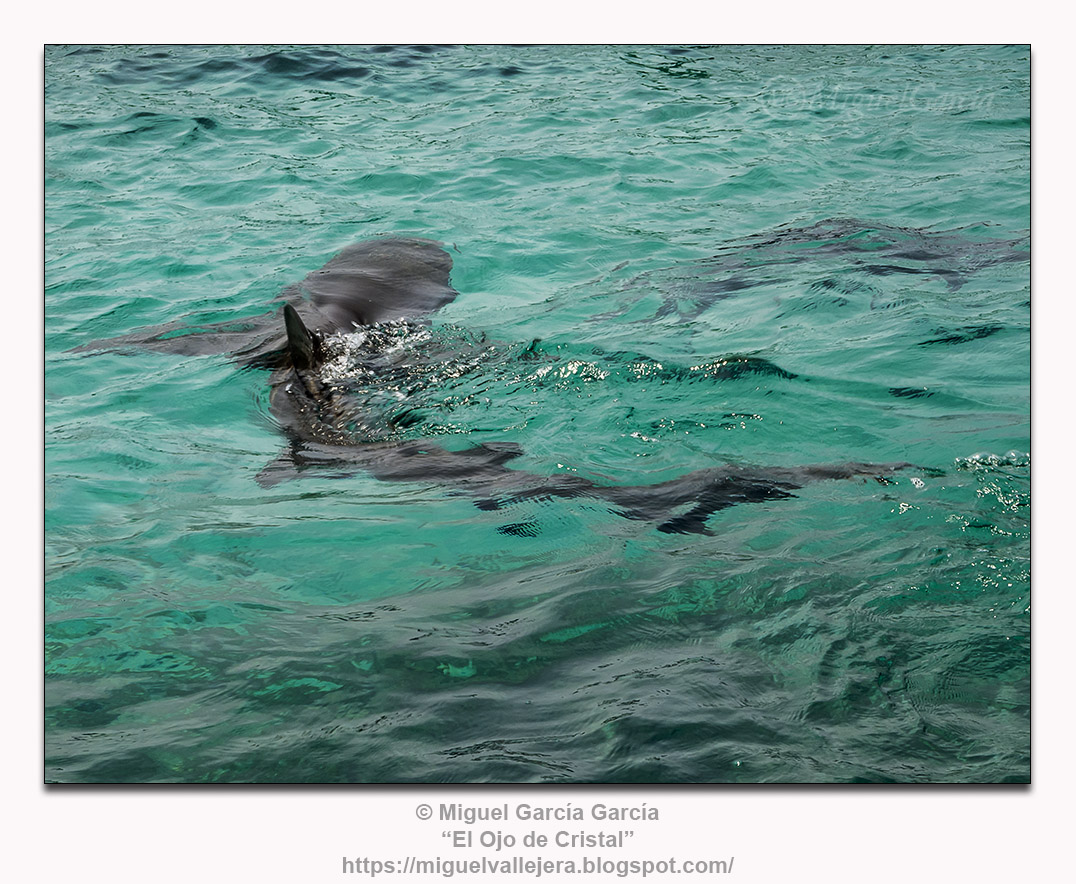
[44,44,1030,783]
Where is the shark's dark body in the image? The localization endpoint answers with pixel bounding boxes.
[80,238,458,368]
[77,234,914,534]
[610,219,1030,323]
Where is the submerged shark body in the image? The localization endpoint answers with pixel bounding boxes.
[77,235,914,534]
[605,218,1030,323]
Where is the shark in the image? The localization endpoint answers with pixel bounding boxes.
[75,235,915,535]
[596,218,1031,323]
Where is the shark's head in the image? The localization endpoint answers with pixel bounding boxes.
[241,237,459,372]
[297,236,459,331]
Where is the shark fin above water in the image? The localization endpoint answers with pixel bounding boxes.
[283,303,319,370]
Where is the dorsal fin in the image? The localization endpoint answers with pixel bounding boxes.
[283,304,318,370]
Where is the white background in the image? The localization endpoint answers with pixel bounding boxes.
[18,10,1064,882]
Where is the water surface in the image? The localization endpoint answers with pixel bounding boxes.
[45,44,1030,783]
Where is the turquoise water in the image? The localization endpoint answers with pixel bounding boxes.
[44,45,1030,783]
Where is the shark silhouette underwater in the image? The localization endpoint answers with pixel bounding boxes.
[595,218,1030,324]
[76,236,914,535]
